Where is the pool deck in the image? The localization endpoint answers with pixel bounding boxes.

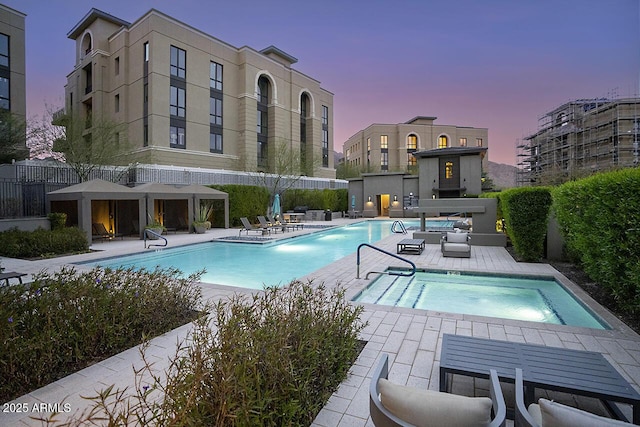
[2,218,640,426]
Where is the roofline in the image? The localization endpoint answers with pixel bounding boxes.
[67,8,131,39]
[413,146,487,158]
[0,4,26,18]
[260,45,298,64]
[405,116,438,124]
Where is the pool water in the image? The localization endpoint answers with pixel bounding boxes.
[353,270,608,329]
[83,220,437,289]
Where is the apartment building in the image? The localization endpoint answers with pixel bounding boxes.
[518,98,640,185]
[343,116,488,173]
[64,8,335,178]
[0,3,26,120]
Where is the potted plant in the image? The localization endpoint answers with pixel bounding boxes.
[144,214,165,239]
[193,203,213,234]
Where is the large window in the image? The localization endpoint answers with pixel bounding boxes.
[476,138,483,147]
[210,61,222,90]
[210,132,222,153]
[143,42,149,62]
[438,135,448,148]
[445,161,454,179]
[380,135,388,149]
[459,137,467,147]
[170,46,186,78]
[322,105,329,167]
[0,34,8,68]
[407,134,417,150]
[257,76,270,169]
[0,77,9,110]
[210,97,222,125]
[381,152,389,170]
[170,86,185,117]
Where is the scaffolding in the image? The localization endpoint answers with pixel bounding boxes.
[517,97,640,186]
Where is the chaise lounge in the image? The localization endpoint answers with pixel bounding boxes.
[239,217,270,236]
[92,222,124,241]
[441,231,471,258]
[370,353,506,427]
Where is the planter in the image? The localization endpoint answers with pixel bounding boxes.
[193,224,207,234]
[145,227,164,239]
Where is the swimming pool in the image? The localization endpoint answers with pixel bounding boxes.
[353,269,608,329]
[83,220,444,289]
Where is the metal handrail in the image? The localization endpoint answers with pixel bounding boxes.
[391,220,407,234]
[144,229,168,249]
[356,243,416,279]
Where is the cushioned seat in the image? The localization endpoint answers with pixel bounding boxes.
[441,231,471,258]
[370,353,506,427]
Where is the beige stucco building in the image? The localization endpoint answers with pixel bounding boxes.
[0,3,26,120]
[343,116,488,174]
[64,8,335,178]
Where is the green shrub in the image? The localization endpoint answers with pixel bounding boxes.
[0,266,202,402]
[500,187,552,261]
[553,168,640,313]
[47,212,68,230]
[210,184,270,227]
[0,227,88,258]
[61,281,365,426]
[282,188,348,212]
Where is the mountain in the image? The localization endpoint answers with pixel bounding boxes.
[486,161,518,190]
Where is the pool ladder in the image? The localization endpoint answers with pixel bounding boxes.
[391,220,407,234]
[144,229,168,249]
[356,243,416,280]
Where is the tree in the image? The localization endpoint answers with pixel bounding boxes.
[335,161,361,179]
[0,110,29,164]
[31,107,135,182]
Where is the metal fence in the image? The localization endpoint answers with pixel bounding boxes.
[0,180,67,218]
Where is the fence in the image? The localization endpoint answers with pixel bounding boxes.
[0,181,67,218]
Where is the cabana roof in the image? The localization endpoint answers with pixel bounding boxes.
[48,179,142,200]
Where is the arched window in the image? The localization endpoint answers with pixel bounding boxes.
[81,33,92,56]
[407,134,417,150]
[300,93,310,169]
[438,135,448,149]
[257,75,271,169]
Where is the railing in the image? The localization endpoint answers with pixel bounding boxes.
[144,229,168,249]
[391,220,407,234]
[356,243,416,280]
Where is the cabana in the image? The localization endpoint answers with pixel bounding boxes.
[134,182,191,233]
[48,179,145,242]
[178,184,229,229]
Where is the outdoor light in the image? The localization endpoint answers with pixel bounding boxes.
[393,195,398,202]
[367,195,372,202]
[432,194,436,199]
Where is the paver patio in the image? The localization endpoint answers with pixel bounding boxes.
[2,218,639,426]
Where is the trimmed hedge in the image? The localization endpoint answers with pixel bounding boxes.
[500,187,552,262]
[211,184,271,227]
[553,168,640,313]
[0,227,88,258]
[282,188,348,212]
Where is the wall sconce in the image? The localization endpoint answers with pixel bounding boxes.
[432,194,436,199]
[367,195,372,202]
[393,195,398,202]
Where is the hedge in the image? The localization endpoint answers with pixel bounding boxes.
[553,168,640,313]
[499,187,552,262]
[210,184,271,227]
[0,227,88,259]
[282,188,348,212]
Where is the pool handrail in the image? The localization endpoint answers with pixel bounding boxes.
[144,229,168,249]
[390,220,407,234]
[356,243,416,280]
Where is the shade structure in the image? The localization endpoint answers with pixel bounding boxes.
[272,194,281,217]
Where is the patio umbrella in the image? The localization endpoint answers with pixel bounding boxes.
[351,195,356,210]
[272,194,281,217]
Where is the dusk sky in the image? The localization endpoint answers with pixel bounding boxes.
[5,0,640,165]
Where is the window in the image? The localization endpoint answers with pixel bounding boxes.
[210,61,222,90]
[114,57,120,75]
[381,152,389,170]
[438,135,448,148]
[210,132,222,153]
[445,161,454,179]
[380,135,388,149]
[170,46,186,78]
[143,42,149,62]
[459,137,467,147]
[257,77,269,104]
[367,138,371,152]
[322,105,329,167]
[114,94,120,113]
[170,125,185,148]
[170,86,185,117]
[407,153,416,167]
[0,34,8,68]
[210,97,222,125]
[257,110,268,134]
[476,138,483,147]
[143,124,148,146]
[0,77,9,110]
[407,135,417,150]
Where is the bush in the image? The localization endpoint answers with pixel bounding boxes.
[210,184,270,227]
[0,266,202,402]
[0,227,88,258]
[553,168,640,313]
[500,187,552,262]
[47,212,68,230]
[61,281,365,426]
[282,188,348,212]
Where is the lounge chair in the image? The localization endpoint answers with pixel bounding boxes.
[267,214,300,231]
[92,222,123,241]
[239,217,269,236]
[257,215,282,233]
[370,353,506,427]
[514,368,632,427]
[441,231,471,258]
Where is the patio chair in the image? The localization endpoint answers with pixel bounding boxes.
[514,368,632,427]
[370,353,506,427]
[441,231,471,258]
[239,217,269,236]
[267,214,298,231]
[257,215,282,233]
[92,222,123,241]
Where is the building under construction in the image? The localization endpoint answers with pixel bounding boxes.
[517,97,640,186]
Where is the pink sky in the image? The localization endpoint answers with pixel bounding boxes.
[6,0,640,165]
